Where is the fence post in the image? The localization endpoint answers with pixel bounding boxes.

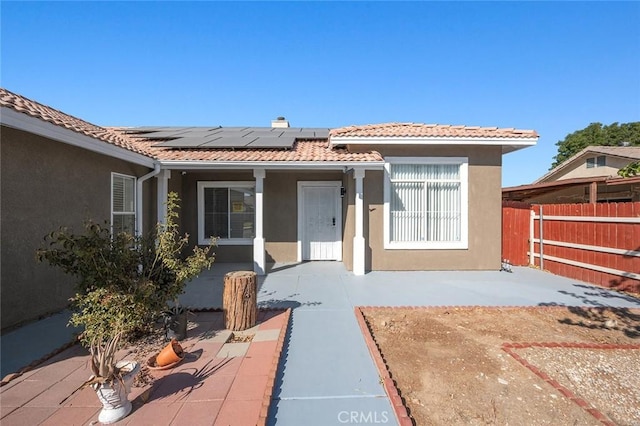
[529,208,535,265]
[539,205,544,270]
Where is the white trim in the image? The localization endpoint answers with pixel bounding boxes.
[353,169,366,275]
[330,136,538,146]
[533,215,640,224]
[532,238,640,257]
[383,157,469,250]
[197,181,256,246]
[1,107,155,167]
[136,164,161,236]
[297,181,343,262]
[531,253,640,281]
[253,169,266,275]
[111,172,136,235]
[156,170,171,225]
[161,160,385,170]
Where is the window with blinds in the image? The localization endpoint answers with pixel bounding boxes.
[384,158,468,249]
[197,182,255,245]
[111,173,136,235]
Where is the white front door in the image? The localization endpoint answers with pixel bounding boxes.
[298,182,342,261]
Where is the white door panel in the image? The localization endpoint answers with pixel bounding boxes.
[299,182,342,261]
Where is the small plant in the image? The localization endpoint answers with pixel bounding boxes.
[86,332,124,387]
[37,192,215,346]
[162,304,189,317]
[59,331,129,405]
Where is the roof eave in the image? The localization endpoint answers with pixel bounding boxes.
[1,107,156,168]
[158,160,385,170]
[329,136,538,154]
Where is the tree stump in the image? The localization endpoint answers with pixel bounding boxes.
[223,271,257,331]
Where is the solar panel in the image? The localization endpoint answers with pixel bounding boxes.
[246,136,297,148]
[131,126,326,149]
[245,129,285,137]
[132,130,192,139]
[155,137,221,147]
[199,137,252,148]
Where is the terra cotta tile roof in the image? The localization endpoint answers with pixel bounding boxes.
[2,88,532,164]
[127,137,384,162]
[0,88,155,157]
[1,87,382,163]
[330,122,538,139]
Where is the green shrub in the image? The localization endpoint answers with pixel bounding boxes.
[37,192,215,346]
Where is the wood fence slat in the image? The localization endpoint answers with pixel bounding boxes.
[502,201,639,292]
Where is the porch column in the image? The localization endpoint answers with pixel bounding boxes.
[253,169,266,275]
[157,170,171,224]
[353,169,366,276]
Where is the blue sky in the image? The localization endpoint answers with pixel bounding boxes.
[2,1,639,187]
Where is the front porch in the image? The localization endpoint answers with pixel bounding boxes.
[153,167,375,277]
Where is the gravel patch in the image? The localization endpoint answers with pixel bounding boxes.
[516,347,640,425]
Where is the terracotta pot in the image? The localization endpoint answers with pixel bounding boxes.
[156,339,184,367]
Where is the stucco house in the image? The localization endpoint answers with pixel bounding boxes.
[503,146,640,203]
[1,88,538,328]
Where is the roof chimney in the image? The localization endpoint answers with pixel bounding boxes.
[271,116,290,128]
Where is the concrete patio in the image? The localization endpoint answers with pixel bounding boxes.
[2,262,639,425]
[179,262,640,425]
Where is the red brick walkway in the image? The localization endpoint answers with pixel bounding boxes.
[0,310,289,426]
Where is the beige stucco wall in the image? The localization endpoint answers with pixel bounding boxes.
[170,144,504,272]
[553,156,632,181]
[349,144,503,271]
[1,126,154,330]
[177,169,344,264]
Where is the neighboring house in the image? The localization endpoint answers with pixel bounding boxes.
[503,146,640,204]
[1,88,538,329]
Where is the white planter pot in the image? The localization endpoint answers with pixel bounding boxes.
[93,360,140,424]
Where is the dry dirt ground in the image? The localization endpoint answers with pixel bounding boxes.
[362,306,640,426]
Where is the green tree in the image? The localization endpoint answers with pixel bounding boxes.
[618,161,640,178]
[550,122,640,169]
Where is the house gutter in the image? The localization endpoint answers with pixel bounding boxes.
[158,160,386,170]
[136,163,162,236]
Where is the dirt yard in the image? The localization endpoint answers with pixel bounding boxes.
[362,306,640,426]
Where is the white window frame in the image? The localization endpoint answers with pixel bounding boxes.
[586,156,606,168]
[111,172,137,235]
[197,181,255,246]
[383,157,468,250]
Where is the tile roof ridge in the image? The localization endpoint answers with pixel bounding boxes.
[1,87,107,133]
[1,87,156,158]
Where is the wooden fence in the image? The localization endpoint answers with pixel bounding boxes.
[502,201,531,266]
[502,201,640,293]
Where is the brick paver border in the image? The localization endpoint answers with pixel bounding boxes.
[355,305,640,426]
[257,308,291,426]
[354,307,413,426]
[502,342,640,426]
